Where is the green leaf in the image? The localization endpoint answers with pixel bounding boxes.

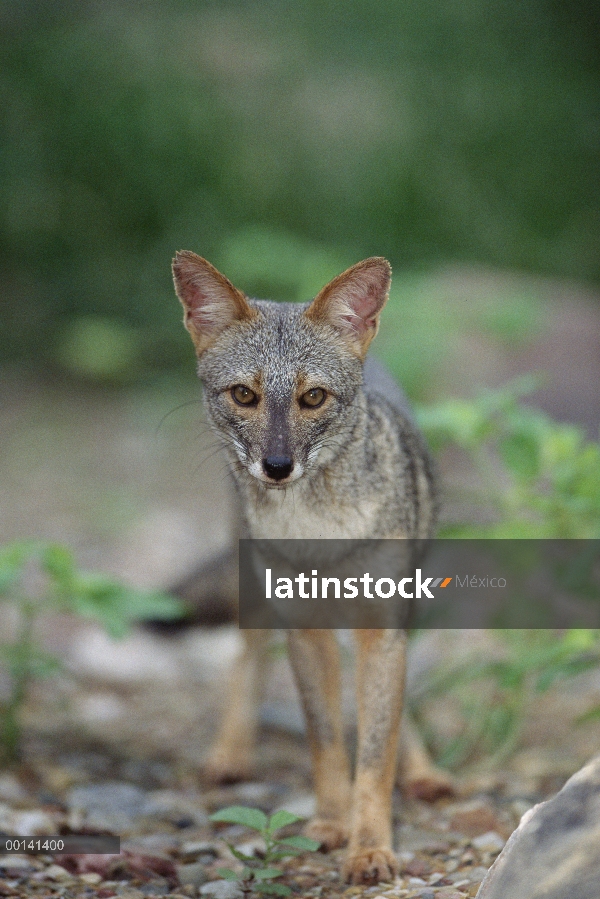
[265,850,303,861]
[216,868,239,881]
[251,867,283,880]
[42,544,75,586]
[276,835,321,852]
[268,810,301,832]
[255,883,292,896]
[499,431,541,479]
[210,805,269,832]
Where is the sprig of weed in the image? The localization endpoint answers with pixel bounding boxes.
[417,376,600,538]
[210,805,320,897]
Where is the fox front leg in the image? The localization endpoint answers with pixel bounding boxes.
[203,628,271,783]
[344,629,406,885]
[286,629,352,850]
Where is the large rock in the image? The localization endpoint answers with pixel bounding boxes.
[476,754,600,899]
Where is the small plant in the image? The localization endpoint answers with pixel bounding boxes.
[0,540,184,762]
[412,380,600,766]
[210,805,321,897]
[412,629,600,769]
[417,376,600,538]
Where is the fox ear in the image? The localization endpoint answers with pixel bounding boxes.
[172,251,256,354]
[305,257,391,358]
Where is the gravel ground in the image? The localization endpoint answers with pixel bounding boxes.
[0,624,599,898]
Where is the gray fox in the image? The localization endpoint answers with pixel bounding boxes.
[172,252,452,884]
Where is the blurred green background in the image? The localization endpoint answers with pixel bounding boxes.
[2,0,599,385]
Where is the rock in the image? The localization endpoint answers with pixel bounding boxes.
[68,782,147,829]
[403,857,432,878]
[141,880,170,896]
[141,789,209,826]
[44,864,72,881]
[199,881,244,899]
[448,801,502,838]
[176,862,209,887]
[79,872,103,885]
[397,825,449,853]
[471,831,505,853]
[180,840,219,861]
[0,856,34,871]
[10,809,56,836]
[476,753,600,899]
[232,781,273,804]
[235,838,266,857]
[0,775,27,803]
[467,866,489,884]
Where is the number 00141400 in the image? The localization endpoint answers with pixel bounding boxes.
[1,838,65,852]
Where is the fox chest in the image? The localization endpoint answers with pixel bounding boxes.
[245,491,381,540]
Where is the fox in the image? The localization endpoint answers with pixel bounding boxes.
[172,251,452,884]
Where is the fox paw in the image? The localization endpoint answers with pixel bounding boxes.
[403,769,455,802]
[202,751,253,785]
[304,818,348,851]
[342,847,399,884]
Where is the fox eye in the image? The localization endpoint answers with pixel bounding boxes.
[301,387,326,408]
[232,385,257,406]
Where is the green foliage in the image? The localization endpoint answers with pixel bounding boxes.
[0,540,184,761]
[411,382,600,765]
[1,1,598,375]
[412,630,600,769]
[417,377,600,537]
[210,805,320,897]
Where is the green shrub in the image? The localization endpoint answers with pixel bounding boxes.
[0,540,184,762]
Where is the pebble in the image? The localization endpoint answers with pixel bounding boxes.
[232,782,273,804]
[448,801,501,838]
[10,809,56,835]
[199,881,244,899]
[142,880,170,896]
[468,865,489,883]
[80,872,103,884]
[471,831,505,853]
[176,862,209,887]
[141,789,209,826]
[68,782,148,830]
[0,857,33,870]
[180,840,219,860]
[0,775,27,804]
[235,837,266,857]
[403,858,431,878]
[44,864,72,881]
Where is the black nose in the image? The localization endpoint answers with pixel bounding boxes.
[263,456,294,481]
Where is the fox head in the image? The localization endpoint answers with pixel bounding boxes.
[173,252,391,487]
